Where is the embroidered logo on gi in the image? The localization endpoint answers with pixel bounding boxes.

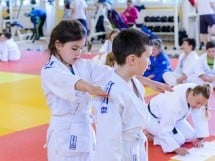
[100,81,115,114]
[44,61,54,69]
[162,61,167,64]
[101,105,108,113]
[69,135,77,150]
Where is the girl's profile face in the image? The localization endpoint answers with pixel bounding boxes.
[152,46,160,57]
[55,39,85,65]
[189,93,208,109]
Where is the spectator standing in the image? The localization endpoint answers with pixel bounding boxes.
[121,0,139,26]
[70,0,89,34]
[195,0,215,50]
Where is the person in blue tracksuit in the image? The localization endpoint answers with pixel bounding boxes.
[26,7,46,39]
[143,39,172,82]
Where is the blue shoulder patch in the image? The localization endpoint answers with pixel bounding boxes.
[44,61,55,69]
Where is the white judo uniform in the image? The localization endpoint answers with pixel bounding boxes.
[163,51,199,86]
[94,73,149,161]
[92,40,112,65]
[0,39,21,62]
[41,55,112,161]
[188,53,215,87]
[146,83,209,153]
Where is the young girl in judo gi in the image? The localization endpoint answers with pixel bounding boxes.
[145,83,212,155]
[41,20,113,161]
[94,28,152,161]
[189,41,215,88]
[163,38,199,86]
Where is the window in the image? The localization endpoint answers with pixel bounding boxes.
[163,0,176,3]
[57,0,179,7]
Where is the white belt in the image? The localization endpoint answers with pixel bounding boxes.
[51,114,92,124]
[44,114,93,149]
[122,132,148,161]
[122,132,145,142]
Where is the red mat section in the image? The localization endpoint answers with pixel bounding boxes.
[0,125,48,161]
[0,124,214,161]
[0,51,98,75]
[0,51,48,75]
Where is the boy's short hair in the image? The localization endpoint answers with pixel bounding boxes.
[112,28,151,65]
[3,32,12,39]
[182,38,196,50]
[206,40,215,50]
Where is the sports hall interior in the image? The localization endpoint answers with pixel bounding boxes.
[0,0,215,161]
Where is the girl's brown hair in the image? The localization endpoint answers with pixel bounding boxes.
[192,84,212,119]
[105,52,116,67]
[48,20,87,57]
[192,84,211,99]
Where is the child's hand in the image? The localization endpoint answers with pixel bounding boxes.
[193,138,204,148]
[89,86,108,97]
[174,147,189,155]
[176,77,184,84]
[208,76,215,82]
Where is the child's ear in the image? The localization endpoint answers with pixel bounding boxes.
[127,54,136,66]
[55,41,62,49]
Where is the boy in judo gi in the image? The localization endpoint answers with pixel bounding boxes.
[163,38,199,86]
[94,28,152,161]
[188,41,215,88]
[145,83,212,155]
